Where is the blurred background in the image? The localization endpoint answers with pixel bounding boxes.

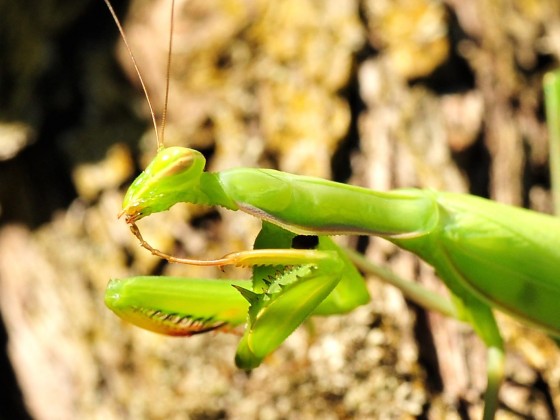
[1,0,560,418]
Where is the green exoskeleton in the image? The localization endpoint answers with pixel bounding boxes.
[103,1,560,418]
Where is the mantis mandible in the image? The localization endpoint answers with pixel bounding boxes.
[103,1,560,418]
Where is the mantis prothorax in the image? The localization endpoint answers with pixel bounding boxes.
[103,1,560,418]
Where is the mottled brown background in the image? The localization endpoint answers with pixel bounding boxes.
[1,0,560,418]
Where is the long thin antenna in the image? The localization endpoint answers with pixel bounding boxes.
[159,0,175,145]
[102,0,162,149]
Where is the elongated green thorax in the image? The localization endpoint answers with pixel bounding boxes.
[216,168,439,238]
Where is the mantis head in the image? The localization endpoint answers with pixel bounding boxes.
[120,147,207,222]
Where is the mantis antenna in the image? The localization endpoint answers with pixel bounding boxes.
[160,0,175,146]
[102,0,175,150]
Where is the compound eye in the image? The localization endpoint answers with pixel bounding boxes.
[156,150,195,179]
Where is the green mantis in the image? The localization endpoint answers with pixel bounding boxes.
[108,157,372,369]
[103,1,560,418]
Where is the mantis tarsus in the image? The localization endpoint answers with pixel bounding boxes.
[103,1,560,418]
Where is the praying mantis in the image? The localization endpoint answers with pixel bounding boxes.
[102,1,560,418]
